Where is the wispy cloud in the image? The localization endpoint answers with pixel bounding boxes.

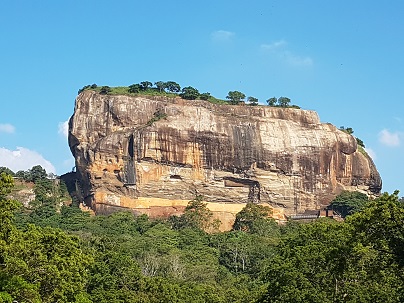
[0,147,56,174]
[261,40,313,67]
[365,147,376,160]
[58,120,69,139]
[261,40,287,50]
[378,129,400,147]
[211,30,235,42]
[0,123,15,134]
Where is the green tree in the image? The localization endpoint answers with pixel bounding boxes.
[0,168,14,177]
[100,86,111,95]
[356,137,365,148]
[27,165,47,183]
[0,174,93,302]
[219,232,253,274]
[78,84,91,95]
[339,126,354,134]
[226,91,246,105]
[258,193,404,303]
[3,225,93,303]
[328,190,369,218]
[140,81,153,90]
[165,81,181,93]
[154,81,167,93]
[233,203,277,235]
[199,92,211,100]
[0,173,20,242]
[14,170,26,179]
[171,195,218,231]
[128,83,141,93]
[259,221,357,303]
[88,249,141,300]
[347,191,404,267]
[180,86,200,100]
[266,97,277,106]
[278,96,291,107]
[247,96,259,106]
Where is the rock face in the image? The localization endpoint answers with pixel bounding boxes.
[68,91,381,228]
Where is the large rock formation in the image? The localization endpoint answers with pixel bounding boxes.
[68,91,381,228]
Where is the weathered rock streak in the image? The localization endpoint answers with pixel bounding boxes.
[69,91,381,226]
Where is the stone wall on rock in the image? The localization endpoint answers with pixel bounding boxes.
[68,91,381,229]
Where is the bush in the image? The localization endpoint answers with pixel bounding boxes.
[180,86,199,100]
[100,86,111,95]
[199,92,211,100]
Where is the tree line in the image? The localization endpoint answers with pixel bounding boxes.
[78,81,299,108]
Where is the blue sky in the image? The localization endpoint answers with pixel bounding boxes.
[0,1,403,194]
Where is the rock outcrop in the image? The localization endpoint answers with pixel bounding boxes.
[68,91,381,228]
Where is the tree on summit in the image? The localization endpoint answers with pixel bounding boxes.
[266,97,277,106]
[100,86,111,94]
[277,96,291,107]
[247,96,259,106]
[165,81,181,93]
[266,96,293,107]
[128,83,142,93]
[339,126,354,135]
[140,81,153,90]
[226,91,246,105]
[180,86,199,100]
[199,92,211,100]
[154,81,166,93]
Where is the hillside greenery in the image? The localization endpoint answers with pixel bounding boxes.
[2,168,401,302]
[78,81,300,107]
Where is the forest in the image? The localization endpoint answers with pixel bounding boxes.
[1,167,404,303]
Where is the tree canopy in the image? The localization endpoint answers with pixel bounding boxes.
[226,91,246,105]
[266,96,295,107]
[328,190,369,218]
[180,86,200,100]
[2,165,401,302]
[247,96,259,106]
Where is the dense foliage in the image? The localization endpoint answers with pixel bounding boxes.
[1,169,403,302]
[328,190,369,218]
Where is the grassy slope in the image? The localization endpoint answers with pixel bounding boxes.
[85,86,229,105]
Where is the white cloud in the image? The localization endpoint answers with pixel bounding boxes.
[0,147,56,174]
[261,40,287,50]
[261,40,313,67]
[365,147,376,160]
[211,30,235,42]
[58,120,69,139]
[0,123,15,134]
[378,129,400,147]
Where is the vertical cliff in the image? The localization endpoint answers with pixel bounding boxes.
[68,91,381,228]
